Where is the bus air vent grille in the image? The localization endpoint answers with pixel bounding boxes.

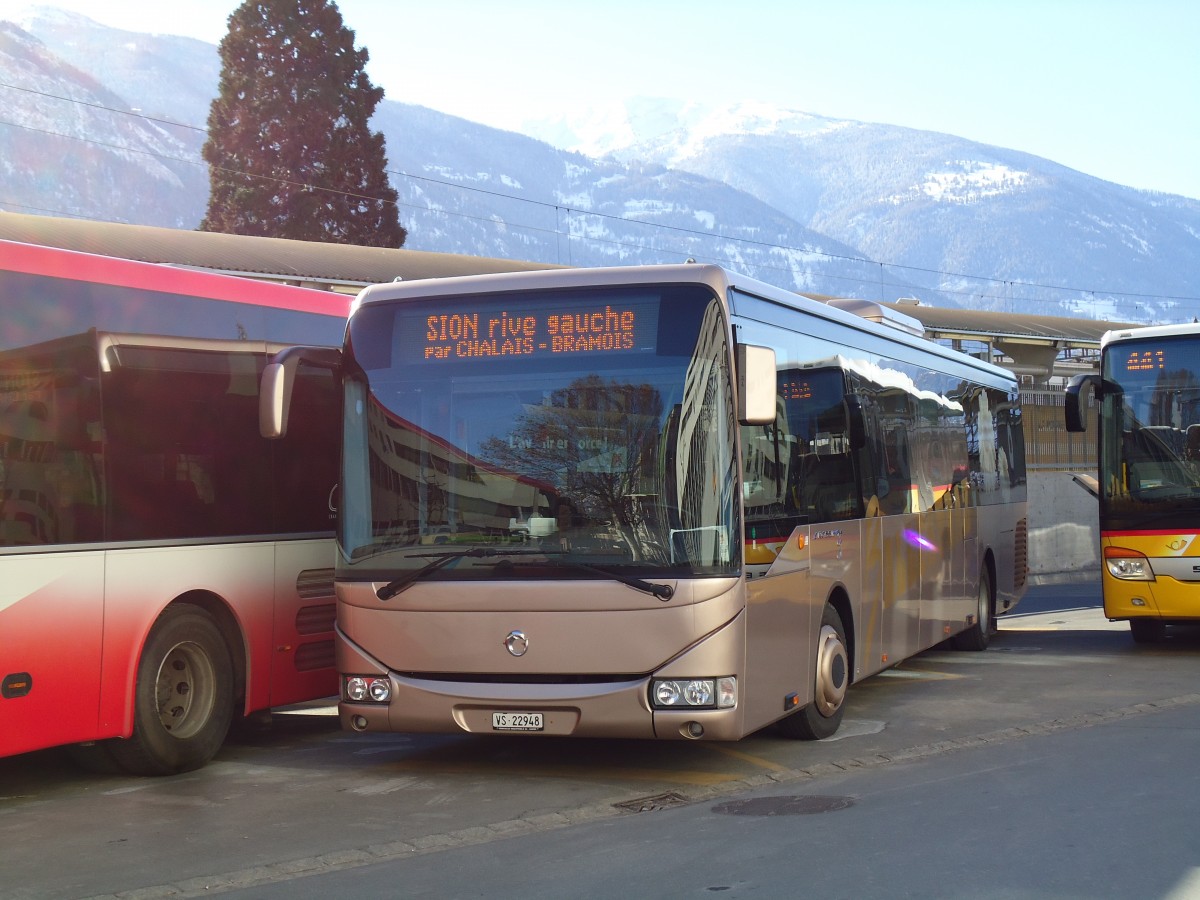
[295,603,336,635]
[294,639,335,672]
[1014,517,1029,591]
[296,568,335,601]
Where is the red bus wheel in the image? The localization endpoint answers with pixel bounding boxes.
[108,605,235,775]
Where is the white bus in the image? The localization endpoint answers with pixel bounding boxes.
[265,264,1027,741]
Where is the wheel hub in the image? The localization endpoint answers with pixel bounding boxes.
[814,623,848,716]
[154,641,217,740]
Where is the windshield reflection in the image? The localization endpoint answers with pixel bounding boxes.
[1102,336,1200,526]
[339,288,737,579]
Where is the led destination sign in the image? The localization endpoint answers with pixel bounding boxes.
[780,378,815,401]
[410,294,660,364]
[1123,348,1167,373]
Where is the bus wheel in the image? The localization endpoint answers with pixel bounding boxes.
[952,569,993,651]
[778,604,848,740]
[1129,618,1166,644]
[108,606,235,776]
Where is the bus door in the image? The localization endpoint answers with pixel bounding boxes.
[915,396,972,645]
[269,543,336,707]
[777,369,864,680]
[267,364,340,707]
[1,338,107,754]
[873,393,923,665]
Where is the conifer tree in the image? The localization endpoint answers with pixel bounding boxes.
[200,0,406,247]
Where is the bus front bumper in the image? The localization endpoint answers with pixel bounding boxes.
[336,632,746,741]
[1103,571,1200,621]
[339,678,745,741]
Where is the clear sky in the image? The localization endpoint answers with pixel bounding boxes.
[14,0,1200,200]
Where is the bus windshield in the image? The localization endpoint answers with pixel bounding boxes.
[338,284,738,580]
[1101,333,1200,530]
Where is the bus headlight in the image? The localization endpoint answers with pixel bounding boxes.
[1103,547,1155,581]
[651,677,736,710]
[344,675,391,703]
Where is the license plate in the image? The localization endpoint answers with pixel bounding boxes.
[491,711,544,732]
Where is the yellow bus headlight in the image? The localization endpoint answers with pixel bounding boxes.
[1103,547,1155,581]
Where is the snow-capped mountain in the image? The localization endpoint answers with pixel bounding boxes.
[3,8,1199,323]
[524,99,851,161]
[371,101,889,299]
[0,15,209,228]
[528,99,1200,322]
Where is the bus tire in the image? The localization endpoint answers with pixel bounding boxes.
[778,604,848,740]
[107,605,235,776]
[952,568,993,651]
[1129,618,1166,644]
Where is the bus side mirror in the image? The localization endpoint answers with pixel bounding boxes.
[1064,373,1101,433]
[259,346,342,439]
[737,344,777,425]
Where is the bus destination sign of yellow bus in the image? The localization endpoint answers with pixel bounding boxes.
[1123,348,1166,372]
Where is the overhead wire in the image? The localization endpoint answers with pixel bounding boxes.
[1,79,1197,317]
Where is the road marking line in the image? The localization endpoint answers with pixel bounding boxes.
[350,777,422,796]
[701,743,792,773]
[876,668,965,681]
[381,759,742,787]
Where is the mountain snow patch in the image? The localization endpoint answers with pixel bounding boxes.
[887,161,1030,205]
[925,162,1029,202]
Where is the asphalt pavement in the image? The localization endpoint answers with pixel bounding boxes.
[3,580,1199,900]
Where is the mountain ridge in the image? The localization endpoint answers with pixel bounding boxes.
[2,7,1198,324]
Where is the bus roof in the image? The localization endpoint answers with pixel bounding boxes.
[353,262,1018,385]
[1,238,353,319]
[0,210,556,291]
[1101,320,1200,348]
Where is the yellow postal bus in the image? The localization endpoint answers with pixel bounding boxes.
[1066,322,1200,642]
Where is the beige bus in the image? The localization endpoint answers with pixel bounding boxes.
[264,264,1028,741]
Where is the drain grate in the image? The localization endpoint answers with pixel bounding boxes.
[711,794,855,816]
[614,791,691,813]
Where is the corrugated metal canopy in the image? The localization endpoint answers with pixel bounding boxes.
[0,212,1135,349]
[0,211,556,289]
[882,301,1136,347]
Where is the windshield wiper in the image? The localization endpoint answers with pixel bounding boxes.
[542,557,675,602]
[375,547,544,600]
[376,549,675,603]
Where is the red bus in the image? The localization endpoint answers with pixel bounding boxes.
[0,240,349,774]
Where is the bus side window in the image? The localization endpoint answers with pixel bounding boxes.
[1186,425,1200,463]
[797,452,858,523]
[878,427,912,515]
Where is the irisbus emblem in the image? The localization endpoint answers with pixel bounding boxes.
[504,630,529,657]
